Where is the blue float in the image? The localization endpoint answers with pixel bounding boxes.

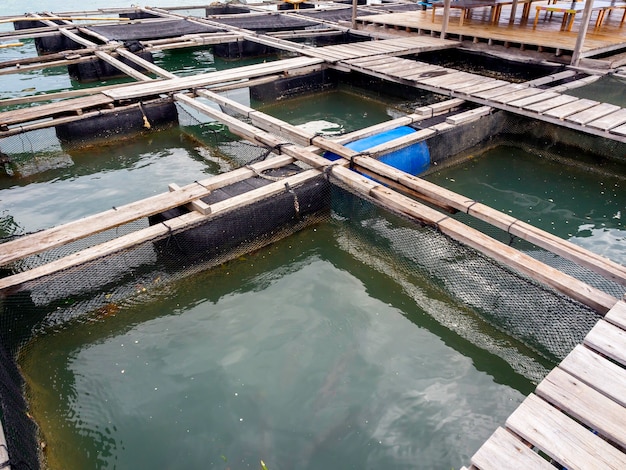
[325,126,430,176]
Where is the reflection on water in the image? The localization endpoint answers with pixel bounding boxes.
[425,145,626,265]
[19,222,542,470]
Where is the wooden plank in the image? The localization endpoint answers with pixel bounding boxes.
[524,94,580,113]
[609,122,626,137]
[587,108,626,131]
[492,87,544,104]
[584,319,626,366]
[536,367,626,448]
[605,300,626,330]
[559,344,626,407]
[418,71,476,87]
[350,158,626,288]
[565,102,621,126]
[0,169,321,292]
[365,128,437,157]
[506,91,561,108]
[94,50,153,81]
[471,427,555,470]
[116,48,178,79]
[445,106,491,124]
[104,56,325,101]
[506,393,626,470]
[543,98,599,120]
[0,94,114,127]
[0,155,295,267]
[472,83,527,100]
[455,79,508,96]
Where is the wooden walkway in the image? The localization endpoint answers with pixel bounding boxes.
[355,1,626,59]
[466,298,626,469]
[336,53,626,142]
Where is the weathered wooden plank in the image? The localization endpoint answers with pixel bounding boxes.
[0,154,295,267]
[365,128,437,157]
[506,393,626,470]
[94,50,153,81]
[492,87,544,104]
[609,122,626,137]
[455,79,508,96]
[604,300,626,330]
[543,98,599,119]
[471,427,555,470]
[0,169,321,292]
[351,158,626,288]
[524,94,580,113]
[418,71,475,87]
[473,83,527,100]
[584,319,626,366]
[560,344,626,407]
[507,91,560,108]
[116,48,178,79]
[587,108,626,131]
[565,102,622,126]
[536,367,626,448]
[0,94,114,127]
[445,106,492,124]
[104,56,325,101]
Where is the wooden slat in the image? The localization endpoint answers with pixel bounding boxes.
[584,319,626,366]
[536,367,626,448]
[506,91,560,108]
[587,108,626,131]
[455,79,508,96]
[565,102,622,126]
[104,56,325,101]
[604,300,626,330]
[492,87,544,104]
[473,83,527,100]
[0,169,321,291]
[445,106,492,124]
[471,427,555,470]
[610,122,626,136]
[0,155,295,267]
[506,393,626,470]
[0,94,114,127]
[543,98,599,120]
[524,94,579,113]
[559,344,626,407]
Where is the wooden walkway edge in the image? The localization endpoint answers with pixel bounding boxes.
[468,299,626,470]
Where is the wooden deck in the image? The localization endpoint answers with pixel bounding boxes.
[356,0,626,58]
[467,299,626,469]
[334,52,626,142]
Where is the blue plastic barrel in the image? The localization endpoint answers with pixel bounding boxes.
[324,126,430,176]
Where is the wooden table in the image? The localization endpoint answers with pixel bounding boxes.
[533,0,626,31]
[431,0,536,26]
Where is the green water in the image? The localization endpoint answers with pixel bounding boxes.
[424,145,626,264]
[19,220,541,470]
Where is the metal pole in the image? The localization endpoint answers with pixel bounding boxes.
[571,0,595,66]
[441,0,451,38]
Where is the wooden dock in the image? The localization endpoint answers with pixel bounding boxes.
[467,298,626,470]
[335,52,626,141]
[2,6,626,469]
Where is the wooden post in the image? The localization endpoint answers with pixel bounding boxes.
[441,0,451,39]
[352,0,358,29]
[509,0,519,24]
[571,0,595,66]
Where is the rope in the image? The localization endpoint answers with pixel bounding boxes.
[284,182,300,219]
[245,165,282,182]
[161,221,185,254]
[138,102,151,130]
